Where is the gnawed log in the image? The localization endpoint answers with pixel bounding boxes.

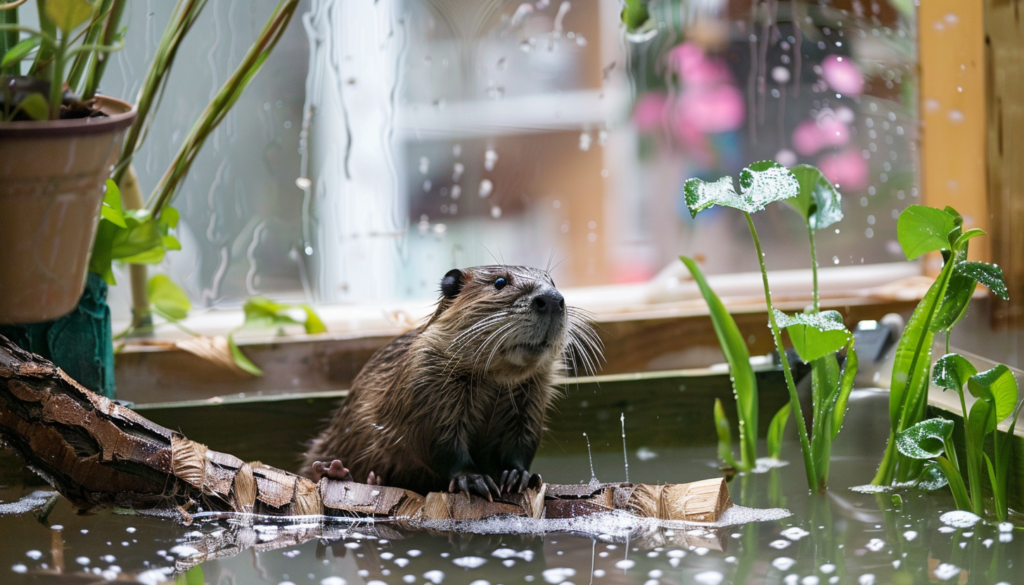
[0,335,732,524]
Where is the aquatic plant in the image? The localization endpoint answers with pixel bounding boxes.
[682,161,857,491]
[897,357,1021,521]
[872,205,1009,486]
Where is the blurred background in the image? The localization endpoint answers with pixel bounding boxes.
[95,0,919,308]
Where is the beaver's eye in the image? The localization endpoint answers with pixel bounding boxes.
[494,277,507,290]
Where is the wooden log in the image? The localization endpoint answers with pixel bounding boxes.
[0,335,731,525]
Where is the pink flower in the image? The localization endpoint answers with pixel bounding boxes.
[676,85,745,134]
[818,147,869,191]
[633,93,669,132]
[668,42,733,85]
[821,55,864,95]
[792,115,851,156]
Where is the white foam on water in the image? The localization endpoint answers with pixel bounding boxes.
[320,577,346,585]
[939,511,981,528]
[694,571,724,585]
[865,538,885,552]
[751,458,790,473]
[902,531,917,541]
[12,564,27,574]
[781,527,810,541]
[0,491,55,515]
[933,563,960,581]
[772,557,795,571]
[858,574,875,585]
[999,522,1014,532]
[25,550,42,560]
[423,570,444,584]
[542,567,576,583]
[452,556,487,568]
[848,484,891,494]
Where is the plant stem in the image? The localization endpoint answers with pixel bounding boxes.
[0,4,17,76]
[47,33,67,118]
[808,226,819,312]
[746,212,818,490]
[118,166,152,332]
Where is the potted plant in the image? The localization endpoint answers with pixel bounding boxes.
[0,0,299,397]
[0,0,132,324]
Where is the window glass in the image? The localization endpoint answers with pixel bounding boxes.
[100,0,918,313]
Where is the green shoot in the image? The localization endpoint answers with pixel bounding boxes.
[873,205,1008,486]
[682,257,758,471]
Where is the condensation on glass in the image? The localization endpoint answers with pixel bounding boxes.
[100,0,919,309]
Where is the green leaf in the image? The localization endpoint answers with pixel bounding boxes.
[932,353,977,392]
[2,36,42,68]
[161,206,180,229]
[620,0,650,31]
[896,418,954,460]
[897,205,957,260]
[227,333,263,376]
[683,161,799,218]
[935,455,973,511]
[914,461,949,491]
[967,396,996,449]
[147,275,190,320]
[100,179,126,228]
[958,261,1009,300]
[773,309,851,363]
[162,234,182,251]
[787,164,843,231]
[931,251,975,333]
[46,0,95,35]
[88,219,118,285]
[681,257,758,470]
[953,228,986,251]
[968,365,1018,424]
[830,343,858,441]
[713,398,740,469]
[301,304,326,334]
[15,92,49,121]
[767,402,791,460]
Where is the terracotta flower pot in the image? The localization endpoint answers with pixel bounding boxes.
[0,96,136,324]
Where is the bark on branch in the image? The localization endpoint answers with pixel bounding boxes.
[0,335,731,524]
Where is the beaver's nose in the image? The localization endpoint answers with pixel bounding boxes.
[531,289,565,315]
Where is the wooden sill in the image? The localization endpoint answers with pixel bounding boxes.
[114,262,929,405]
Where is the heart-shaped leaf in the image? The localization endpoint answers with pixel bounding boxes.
[897,205,957,260]
[968,365,1019,424]
[45,0,95,35]
[774,309,851,362]
[896,418,954,460]
[100,179,126,228]
[914,461,949,491]
[787,164,843,231]
[684,161,799,218]
[147,275,191,320]
[932,353,977,392]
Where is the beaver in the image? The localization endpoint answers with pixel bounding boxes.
[301,265,602,499]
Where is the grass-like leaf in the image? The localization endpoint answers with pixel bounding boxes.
[767,403,790,460]
[682,257,757,470]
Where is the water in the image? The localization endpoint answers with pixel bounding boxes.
[1,390,1021,584]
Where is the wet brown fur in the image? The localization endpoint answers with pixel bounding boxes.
[300,265,602,495]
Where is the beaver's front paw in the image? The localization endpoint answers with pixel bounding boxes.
[448,470,500,501]
[311,460,351,481]
[499,469,543,494]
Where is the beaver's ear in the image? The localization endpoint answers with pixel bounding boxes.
[440,268,465,299]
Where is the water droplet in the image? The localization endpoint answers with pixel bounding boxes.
[579,132,592,151]
[419,157,430,174]
[295,177,312,189]
[450,185,462,199]
[491,206,502,218]
[453,162,465,182]
[484,149,498,171]
[832,256,840,265]
[479,179,493,198]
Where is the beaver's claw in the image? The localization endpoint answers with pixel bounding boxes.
[499,469,542,494]
[449,471,500,501]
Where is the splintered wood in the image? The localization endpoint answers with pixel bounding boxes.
[0,334,732,525]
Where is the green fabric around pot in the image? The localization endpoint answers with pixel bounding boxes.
[0,273,115,398]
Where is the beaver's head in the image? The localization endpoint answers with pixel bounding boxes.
[422,265,602,382]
